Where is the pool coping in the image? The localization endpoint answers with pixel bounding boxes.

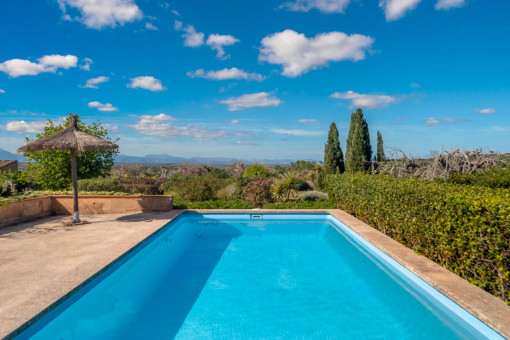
[4,209,510,339]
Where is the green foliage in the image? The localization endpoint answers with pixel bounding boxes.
[165,174,221,202]
[216,183,241,200]
[0,171,31,197]
[288,160,318,173]
[271,172,299,202]
[243,164,273,179]
[78,178,122,192]
[446,168,510,189]
[262,200,336,209]
[326,173,510,304]
[345,108,372,173]
[376,130,386,162]
[324,122,345,174]
[174,199,253,209]
[241,179,274,207]
[297,190,329,202]
[23,114,119,190]
[308,165,325,190]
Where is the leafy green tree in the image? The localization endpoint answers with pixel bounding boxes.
[23,114,119,190]
[243,164,273,179]
[376,130,387,162]
[345,108,372,173]
[323,122,345,174]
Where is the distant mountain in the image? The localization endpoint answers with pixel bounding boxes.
[0,148,25,162]
[115,153,309,165]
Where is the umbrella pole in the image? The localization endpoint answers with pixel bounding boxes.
[70,149,80,223]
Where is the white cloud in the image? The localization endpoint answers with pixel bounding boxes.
[174,20,204,47]
[0,89,5,94]
[298,119,318,123]
[379,0,423,21]
[206,34,239,59]
[6,121,47,133]
[425,117,469,127]
[259,29,374,77]
[0,54,78,77]
[102,124,119,133]
[220,92,282,111]
[281,0,351,13]
[57,0,143,29]
[88,101,119,112]
[81,76,110,88]
[435,0,465,10]
[187,68,264,81]
[127,76,166,91]
[231,119,240,124]
[145,22,158,30]
[474,108,496,115]
[271,128,324,136]
[129,114,228,139]
[80,57,93,71]
[330,91,396,109]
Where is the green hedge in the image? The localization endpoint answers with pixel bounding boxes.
[174,199,253,209]
[262,200,336,209]
[326,173,510,304]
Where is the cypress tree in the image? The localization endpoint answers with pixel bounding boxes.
[323,122,345,174]
[345,108,372,173]
[376,130,386,162]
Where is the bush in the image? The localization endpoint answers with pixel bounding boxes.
[446,168,510,189]
[216,183,241,200]
[297,191,328,202]
[242,179,274,207]
[78,178,122,192]
[174,199,253,209]
[243,164,273,179]
[166,174,225,202]
[326,173,510,304]
[262,200,336,209]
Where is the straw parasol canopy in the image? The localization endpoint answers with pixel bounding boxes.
[17,114,119,223]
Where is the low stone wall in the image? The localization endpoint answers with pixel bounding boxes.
[0,195,173,228]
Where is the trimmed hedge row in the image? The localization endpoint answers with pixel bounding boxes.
[326,173,510,304]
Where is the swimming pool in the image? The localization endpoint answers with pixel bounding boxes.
[14,213,503,339]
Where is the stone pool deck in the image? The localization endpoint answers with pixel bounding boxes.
[0,209,509,339]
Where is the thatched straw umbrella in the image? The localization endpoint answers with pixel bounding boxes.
[17,114,119,223]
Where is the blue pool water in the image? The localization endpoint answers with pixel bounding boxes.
[16,213,502,339]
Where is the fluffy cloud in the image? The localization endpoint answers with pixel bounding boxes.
[102,124,119,133]
[379,0,422,21]
[330,91,396,109]
[127,76,166,91]
[80,57,93,71]
[0,89,5,94]
[259,30,374,77]
[0,54,78,77]
[57,0,143,29]
[206,34,239,59]
[271,128,323,136]
[81,76,110,88]
[474,108,496,115]
[220,92,282,111]
[5,121,47,133]
[187,68,264,81]
[425,117,470,127]
[145,22,158,30]
[435,0,465,10]
[129,114,228,139]
[297,119,318,123]
[88,101,119,112]
[230,119,240,124]
[281,0,351,13]
[174,20,204,47]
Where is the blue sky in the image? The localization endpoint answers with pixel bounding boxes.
[0,0,508,160]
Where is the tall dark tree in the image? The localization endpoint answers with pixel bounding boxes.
[323,122,345,174]
[376,130,387,162]
[345,108,372,173]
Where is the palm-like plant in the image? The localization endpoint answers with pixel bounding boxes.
[271,172,299,202]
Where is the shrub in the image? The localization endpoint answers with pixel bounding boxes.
[243,164,273,179]
[297,191,328,202]
[78,178,122,192]
[241,179,274,207]
[326,173,510,304]
[226,162,246,177]
[446,168,510,189]
[175,163,209,176]
[262,200,336,209]
[216,183,241,200]
[166,174,225,202]
[271,173,300,202]
[174,199,253,209]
